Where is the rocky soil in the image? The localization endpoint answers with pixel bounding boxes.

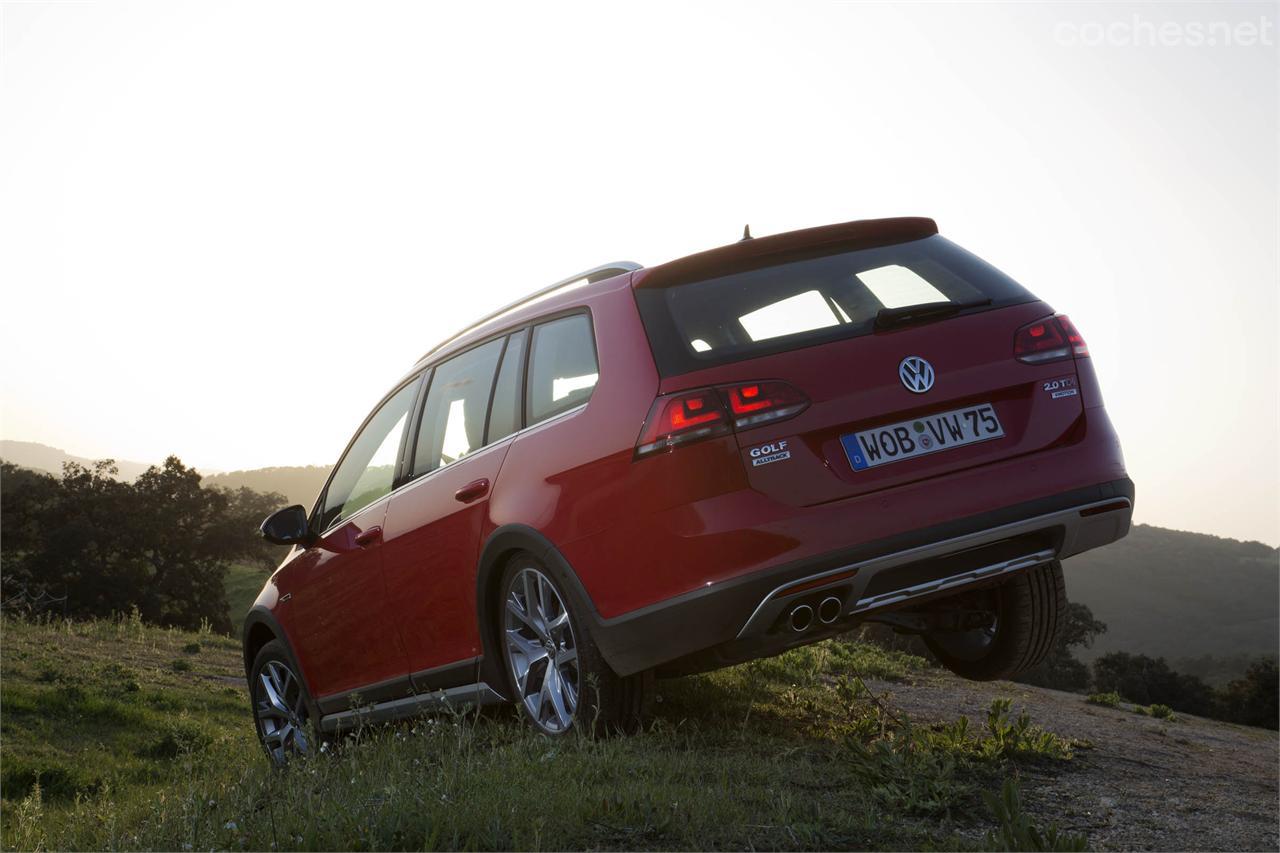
[867,673,1280,851]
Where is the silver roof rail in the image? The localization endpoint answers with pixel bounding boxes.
[420,261,642,361]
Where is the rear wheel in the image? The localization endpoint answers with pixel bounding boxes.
[923,560,1066,681]
[499,554,649,734]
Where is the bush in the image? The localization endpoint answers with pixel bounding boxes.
[1092,652,1215,716]
[1220,658,1278,730]
[1086,691,1123,708]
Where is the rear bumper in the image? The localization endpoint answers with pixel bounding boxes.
[590,477,1133,676]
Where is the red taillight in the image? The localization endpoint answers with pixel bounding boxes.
[634,380,809,459]
[1055,314,1089,357]
[634,388,732,458]
[1014,314,1088,364]
[721,380,810,430]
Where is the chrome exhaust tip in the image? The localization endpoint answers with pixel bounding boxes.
[789,604,814,633]
[818,596,842,624]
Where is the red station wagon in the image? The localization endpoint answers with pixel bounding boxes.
[246,217,1133,761]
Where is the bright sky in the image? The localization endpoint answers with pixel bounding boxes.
[1,1,1276,545]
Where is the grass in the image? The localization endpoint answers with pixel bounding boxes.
[1,615,1084,851]
[1086,691,1177,722]
[1135,703,1176,721]
[1086,691,1123,709]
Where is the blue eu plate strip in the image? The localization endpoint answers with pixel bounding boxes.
[840,433,869,471]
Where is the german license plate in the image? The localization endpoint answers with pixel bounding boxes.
[841,403,1004,471]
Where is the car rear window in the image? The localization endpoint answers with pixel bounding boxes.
[633,235,1035,376]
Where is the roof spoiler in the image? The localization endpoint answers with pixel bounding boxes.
[631,217,938,290]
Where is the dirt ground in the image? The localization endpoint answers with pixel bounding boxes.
[866,673,1280,851]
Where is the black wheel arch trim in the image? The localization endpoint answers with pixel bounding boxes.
[475,524,611,694]
[241,606,323,723]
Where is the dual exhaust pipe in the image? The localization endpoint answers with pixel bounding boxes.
[788,596,843,632]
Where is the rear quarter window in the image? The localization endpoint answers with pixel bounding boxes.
[634,235,1035,376]
[526,314,599,425]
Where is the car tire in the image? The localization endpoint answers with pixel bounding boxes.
[249,639,320,765]
[923,560,1066,682]
[498,553,650,735]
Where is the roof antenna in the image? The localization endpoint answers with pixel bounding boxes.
[740,224,753,241]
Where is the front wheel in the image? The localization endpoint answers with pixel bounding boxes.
[923,560,1066,681]
[250,640,316,765]
[499,554,649,735]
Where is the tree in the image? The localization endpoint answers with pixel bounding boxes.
[1091,651,1216,716]
[207,485,291,569]
[1,455,286,633]
[25,460,150,620]
[0,463,61,559]
[0,463,67,608]
[126,457,241,633]
[1220,658,1278,730]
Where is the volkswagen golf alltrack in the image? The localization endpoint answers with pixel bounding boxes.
[246,216,1133,762]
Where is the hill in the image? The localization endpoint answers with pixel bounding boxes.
[202,465,330,510]
[0,441,329,510]
[0,440,154,481]
[1,617,1275,850]
[1064,525,1279,677]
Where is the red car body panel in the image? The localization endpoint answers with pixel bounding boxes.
[381,441,510,679]
[282,498,410,701]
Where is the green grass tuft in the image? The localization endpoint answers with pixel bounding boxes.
[977,777,1088,851]
[1135,703,1176,721]
[1086,691,1123,708]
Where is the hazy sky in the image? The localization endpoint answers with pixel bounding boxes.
[1,1,1276,545]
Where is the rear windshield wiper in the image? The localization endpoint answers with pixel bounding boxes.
[874,298,992,331]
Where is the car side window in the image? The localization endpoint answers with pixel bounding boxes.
[319,380,419,531]
[413,338,504,475]
[485,330,527,445]
[526,314,598,426]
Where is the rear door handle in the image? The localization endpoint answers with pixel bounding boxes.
[454,478,490,503]
[354,525,383,548]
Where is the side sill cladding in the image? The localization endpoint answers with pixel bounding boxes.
[474,524,609,694]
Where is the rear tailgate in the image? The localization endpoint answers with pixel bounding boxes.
[633,221,1084,506]
[718,301,1082,506]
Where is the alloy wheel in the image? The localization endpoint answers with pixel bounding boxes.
[254,659,310,763]
[503,567,580,733]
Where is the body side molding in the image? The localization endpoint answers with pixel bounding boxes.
[319,682,505,734]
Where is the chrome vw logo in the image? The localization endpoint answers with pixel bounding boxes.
[898,356,935,393]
